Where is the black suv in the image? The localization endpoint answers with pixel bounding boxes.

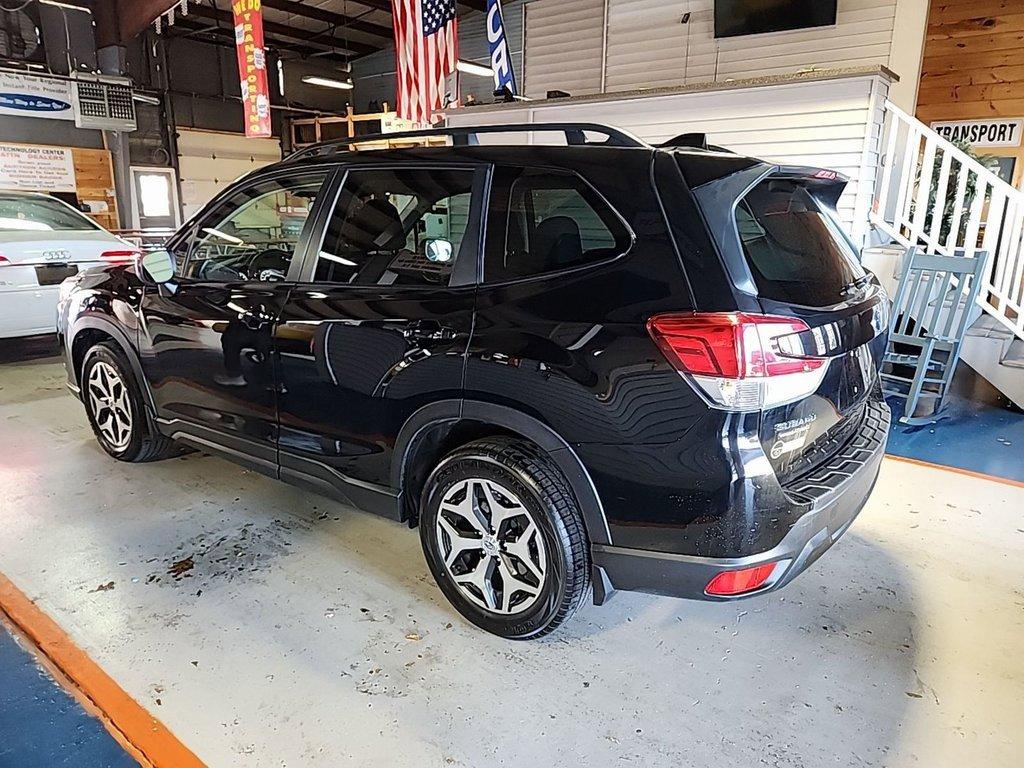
[56,124,889,639]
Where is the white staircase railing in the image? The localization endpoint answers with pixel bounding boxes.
[871,101,1024,341]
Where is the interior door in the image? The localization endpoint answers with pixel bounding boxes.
[137,168,332,470]
[274,165,486,514]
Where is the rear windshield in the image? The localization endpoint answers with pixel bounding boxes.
[735,178,864,306]
[0,196,98,232]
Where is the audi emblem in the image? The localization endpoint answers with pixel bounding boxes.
[42,249,71,262]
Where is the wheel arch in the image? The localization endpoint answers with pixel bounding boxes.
[393,400,611,546]
[70,316,156,415]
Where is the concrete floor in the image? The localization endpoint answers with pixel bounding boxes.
[1,350,1022,768]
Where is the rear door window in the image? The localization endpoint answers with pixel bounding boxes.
[313,168,476,287]
[735,178,865,306]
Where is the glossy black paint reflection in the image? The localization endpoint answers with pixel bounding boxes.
[137,280,289,465]
[275,285,475,497]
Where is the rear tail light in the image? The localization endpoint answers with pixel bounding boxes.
[705,561,785,596]
[0,255,9,265]
[100,250,140,264]
[647,312,828,410]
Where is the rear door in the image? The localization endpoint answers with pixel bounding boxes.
[274,164,486,511]
[694,167,888,481]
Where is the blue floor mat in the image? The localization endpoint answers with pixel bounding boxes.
[885,365,1024,483]
[0,622,137,768]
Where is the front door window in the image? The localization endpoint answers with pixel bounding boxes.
[183,172,329,282]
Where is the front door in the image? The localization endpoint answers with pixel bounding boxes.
[274,165,486,513]
[137,169,332,470]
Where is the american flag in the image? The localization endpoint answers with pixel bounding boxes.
[391,0,459,125]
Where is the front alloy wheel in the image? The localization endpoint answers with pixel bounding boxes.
[86,360,133,451]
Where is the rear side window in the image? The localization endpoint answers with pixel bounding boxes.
[486,167,631,282]
[0,195,98,232]
[735,178,865,306]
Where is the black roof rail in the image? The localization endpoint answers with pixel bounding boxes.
[286,122,649,161]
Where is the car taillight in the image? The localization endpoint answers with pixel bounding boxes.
[646,312,829,411]
[705,562,785,596]
[0,254,10,265]
[100,250,139,264]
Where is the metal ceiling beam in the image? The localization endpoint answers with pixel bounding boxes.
[186,5,376,56]
[172,17,351,63]
[259,0,392,40]
[351,0,488,14]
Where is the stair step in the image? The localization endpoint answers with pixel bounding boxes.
[966,313,1017,340]
[1001,338,1024,369]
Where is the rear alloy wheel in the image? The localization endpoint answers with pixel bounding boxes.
[435,478,548,615]
[81,342,178,462]
[420,438,590,639]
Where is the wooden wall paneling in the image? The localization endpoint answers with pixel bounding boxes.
[71,147,119,231]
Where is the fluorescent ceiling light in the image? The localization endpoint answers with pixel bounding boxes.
[319,251,357,267]
[456,60,493,78]
[203,227,244,245]
[302,75,353,90]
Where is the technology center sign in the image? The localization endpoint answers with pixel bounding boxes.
[0,71,74,121]
[232,0,272,138]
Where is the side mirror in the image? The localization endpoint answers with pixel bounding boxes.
[136,249,176,284]
[424,238,454,264]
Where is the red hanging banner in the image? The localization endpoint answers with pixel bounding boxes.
[231,0,272,138]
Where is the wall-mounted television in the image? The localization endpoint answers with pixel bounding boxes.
[715,0,839,39]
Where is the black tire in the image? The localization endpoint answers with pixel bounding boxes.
[81,342,178,462]
[420,437,590,639]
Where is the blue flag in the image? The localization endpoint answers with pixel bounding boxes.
[486,0,517,96]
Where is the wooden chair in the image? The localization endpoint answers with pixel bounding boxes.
[880,246,990,424]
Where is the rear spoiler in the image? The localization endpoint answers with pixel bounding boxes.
[770,165,849,209]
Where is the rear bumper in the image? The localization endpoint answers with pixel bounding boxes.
[0,285,60,339]
[591,398,890,603]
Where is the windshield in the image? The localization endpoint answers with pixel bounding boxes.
[735,178,865,306]
[0,196,99,232]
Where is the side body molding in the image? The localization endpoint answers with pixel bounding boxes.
[393,400,611,546]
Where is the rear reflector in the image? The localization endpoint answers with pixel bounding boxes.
[705,563,780,596]
[646,312,829,410]
[101,250,140,264]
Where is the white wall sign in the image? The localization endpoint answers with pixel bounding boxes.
[0,70,75,121]
[930,118,1024,148]
[0,144,77,192]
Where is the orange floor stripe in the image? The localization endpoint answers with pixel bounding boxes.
[884,453,1024,489]
[0,573,205,768]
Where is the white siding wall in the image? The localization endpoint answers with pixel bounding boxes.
[522,0,606,98]
[176,130,282,221]
[525,0,900,98]
[446,73,890,241]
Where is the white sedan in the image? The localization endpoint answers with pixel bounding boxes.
[0,192,137,339]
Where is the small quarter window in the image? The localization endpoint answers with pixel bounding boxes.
[486,167,631,282]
